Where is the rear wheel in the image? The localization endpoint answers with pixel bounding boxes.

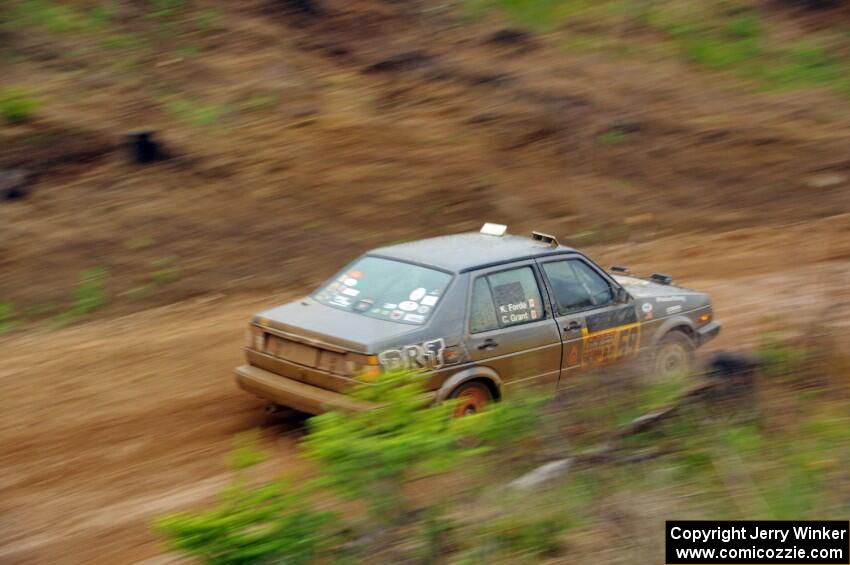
[653,331,695,380]
[449,381,493,417]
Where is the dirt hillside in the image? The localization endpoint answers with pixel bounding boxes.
[1,0,849,562]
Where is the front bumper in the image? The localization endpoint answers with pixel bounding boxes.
[234,364,374,415]
[697,320,721,345]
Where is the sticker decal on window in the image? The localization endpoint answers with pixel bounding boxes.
[492,282,539,325]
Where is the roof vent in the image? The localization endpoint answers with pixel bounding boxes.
[531,231,558,247]
[650,273,673,285]
[480,223,507,236]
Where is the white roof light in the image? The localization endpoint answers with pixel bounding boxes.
[480,223,507,236]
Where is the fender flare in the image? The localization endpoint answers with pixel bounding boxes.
[435,365,503,402]
[650,315,697,346]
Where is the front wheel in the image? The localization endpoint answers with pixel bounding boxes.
[449,381,493,417]
[652,331,695,380]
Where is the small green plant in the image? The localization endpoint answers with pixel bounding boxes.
[0,87,41,124]
[156,438,336,565]
[758,332,808,377]
[0,302,18,333]
[165,97,228,127]
[125,237,155,250]
[193,10,221,32]
[151,256,180,285]
[71,267,108,315]
[54,267,108,326]
[598,128,627,144]
[302,371,477,523]
[145,0,185,20]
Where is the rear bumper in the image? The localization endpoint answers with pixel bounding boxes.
[234,364,374,415]
[697,320,721,345]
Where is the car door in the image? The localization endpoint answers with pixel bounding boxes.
[537,256,640,388]
[464,260,562,393]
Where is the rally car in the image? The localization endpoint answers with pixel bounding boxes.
[235,224,720,416]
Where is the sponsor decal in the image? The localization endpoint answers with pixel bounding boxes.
[421,295,438,307]
[353,298,373,312]
[343,277,358,287]
[383,303,397,309]
[492,281,539,325]
[429,288,442,296]
[409,287,427,301]
[399,301,418,312]
[349,271,363,279]
[582,323,641,367]
[585,306,638,333]
[656,295,686,303]
[641,302,653,313]
[567,345,579,366]
[390,310,404,320]
[644,311,654,321]
[331,294,351,307]
[666,305,683,314]
[370,308,381,314]
[378,338,446,370]
[403,313,425,323]
[341,287,360,297]
[417,305,430,314]
[328,282,340,290]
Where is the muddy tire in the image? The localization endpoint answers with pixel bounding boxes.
[449,381,493,417]
[652,331,695,380]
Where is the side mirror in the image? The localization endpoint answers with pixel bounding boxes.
[615,287,630,304]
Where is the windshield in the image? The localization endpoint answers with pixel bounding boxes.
[313,256,452,325]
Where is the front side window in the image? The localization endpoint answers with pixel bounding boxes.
[313,256,451,325]
[469,266,544,333]
[543,259,613,315]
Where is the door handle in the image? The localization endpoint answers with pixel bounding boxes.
[477,338,498,351]
[563,320,582,332]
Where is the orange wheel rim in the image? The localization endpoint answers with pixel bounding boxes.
[454,387,488,418]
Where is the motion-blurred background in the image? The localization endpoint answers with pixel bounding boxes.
[1,1,848,563]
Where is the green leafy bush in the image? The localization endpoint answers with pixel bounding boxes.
[302,371,480,523]
[0,302,18,333]
[0,87,41,124]
[156,478,335,565]
[54,267,109,326]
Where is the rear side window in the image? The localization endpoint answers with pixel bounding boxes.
[469,266,544,333]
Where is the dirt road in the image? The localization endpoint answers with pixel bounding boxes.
[2,220,849,564]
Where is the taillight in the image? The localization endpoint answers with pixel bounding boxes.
[245,325,265,350]
[352,355,382,382]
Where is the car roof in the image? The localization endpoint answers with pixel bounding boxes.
[367,232,578,274]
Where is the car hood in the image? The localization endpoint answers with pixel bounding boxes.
[254,297,418,353]
[612,275,702,299]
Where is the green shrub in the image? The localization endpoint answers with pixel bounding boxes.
[0,87,41,124]
[71,267,108,315]
[54,267,109,326]
[302,371,481,523]
[758,332,808,377]
[0,302,18,333]
[156,478,335,565]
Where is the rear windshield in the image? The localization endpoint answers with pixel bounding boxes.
[313,256,452,325]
